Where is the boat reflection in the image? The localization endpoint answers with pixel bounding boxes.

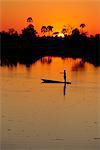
[42,81,68,96]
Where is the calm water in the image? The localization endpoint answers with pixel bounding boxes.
[0,57,100,150]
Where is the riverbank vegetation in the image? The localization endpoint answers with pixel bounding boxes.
[0,17,100,67]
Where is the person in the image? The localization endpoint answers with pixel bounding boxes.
[64,70,66,82]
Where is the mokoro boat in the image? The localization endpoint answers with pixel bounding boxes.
[41,79,71,84]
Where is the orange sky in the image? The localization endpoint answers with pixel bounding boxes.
[0,0,100,35]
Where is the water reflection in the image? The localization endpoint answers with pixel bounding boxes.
[0,57,100,150]
[63,83,66,96]
[72,59,85,71]
[41,56,52,64]
[1,56,95,69]
[42,82,67,96]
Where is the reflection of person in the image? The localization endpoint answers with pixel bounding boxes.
[63,83,66,96]
[64,70,66,82]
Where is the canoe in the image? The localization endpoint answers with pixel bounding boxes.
[41,79,71,84]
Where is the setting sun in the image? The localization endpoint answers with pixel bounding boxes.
[1,0,100,149]
[58,33,64,38]
[1,0,100,35]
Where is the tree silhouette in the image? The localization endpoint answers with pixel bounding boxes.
[72,28,80,36]
[47,25,53,36]
[21,24,37,39]
[8,28,18,35]
[53,32,59,37]
[80,23,85,28]
[63,25,73,35]
[61,27,67,36]
[80,23,86,33]
[41,26,47,36]
[27,17,33,23]
[21,17,37,39]
[1,21,100,67]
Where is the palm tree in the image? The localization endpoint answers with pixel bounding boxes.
[41,26,47,36]
[27,17,33,23]
[80,23,86,33]
[47,25,53,36]
[61,28,67,36]
[80,23,85,28]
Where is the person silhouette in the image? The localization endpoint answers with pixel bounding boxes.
[64,70,66,83]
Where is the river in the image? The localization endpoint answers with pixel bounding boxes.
[0,57,100,150]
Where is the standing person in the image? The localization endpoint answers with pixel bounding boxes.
[64,70,66,83]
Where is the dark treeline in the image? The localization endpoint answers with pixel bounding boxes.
[0,18,100,67]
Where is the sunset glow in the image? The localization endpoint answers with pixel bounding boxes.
[1,0,100,35]
[1,2,100,149]
[58,33,64,37]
